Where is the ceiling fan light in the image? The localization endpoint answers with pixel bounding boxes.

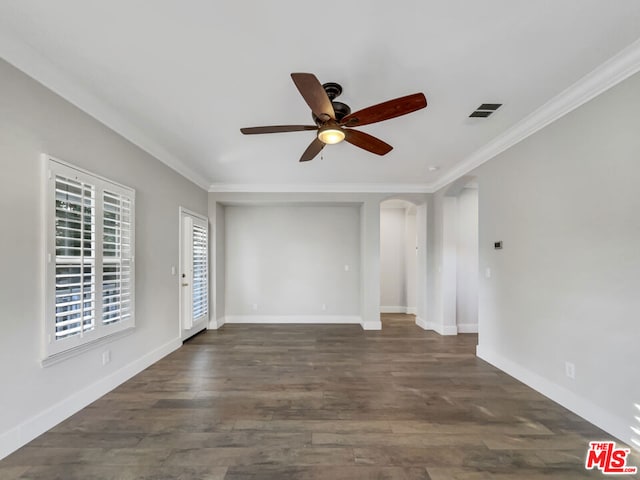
[317,127,345,145]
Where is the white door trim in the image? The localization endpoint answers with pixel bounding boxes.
[179,207,209,341]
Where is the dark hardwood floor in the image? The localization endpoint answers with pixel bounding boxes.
[2,314,637,479]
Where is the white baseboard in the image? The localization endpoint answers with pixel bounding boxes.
[361,320,382,330]
[415,317,458,335]
[380,306,404,313]
[0,337,182,461]
[476,344,633,447]
[425,321,458,336]
[380,306,416,314]
[224,315,361,325]
[457,323,478,333]
[208,316,226,330]
[435,324,458,336]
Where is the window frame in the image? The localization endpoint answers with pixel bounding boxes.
[43,155,136,362]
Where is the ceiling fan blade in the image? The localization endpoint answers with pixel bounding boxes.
[291,73,335,121]
[344,129,393,156]
[300,137,325,162]
[241,125,317,134]
[341,93,427,127]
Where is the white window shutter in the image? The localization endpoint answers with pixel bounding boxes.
[54,175,96,339]
[102,190,133,325]
[191,222,208,323]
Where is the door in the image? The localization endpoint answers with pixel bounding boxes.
[179,208,209,340]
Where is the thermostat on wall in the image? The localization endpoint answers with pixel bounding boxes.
[494,241,503,250]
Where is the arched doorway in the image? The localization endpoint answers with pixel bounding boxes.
[379,196,427,329]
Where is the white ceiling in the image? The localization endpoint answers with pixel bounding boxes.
[1,1,639,191]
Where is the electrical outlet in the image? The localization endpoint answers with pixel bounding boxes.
[252,303,258,311]
[102,350,111,366]
[485,267,492,279]
[344,265,350,272]
[321,303,327,311]
[565,361,575,380]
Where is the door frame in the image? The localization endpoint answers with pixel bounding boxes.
[378,197,428,330]
[178,207,209,340]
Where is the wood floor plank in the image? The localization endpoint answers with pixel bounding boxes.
[0,466,29,480]
[1,314,635,479]
[224,465,430,480]
[18,465,228,480]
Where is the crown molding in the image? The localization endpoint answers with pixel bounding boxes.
[209,37,640,196]
[0,29,211,191]
[430,37,640,193]
[4,24,638,196]
[208,183,432,193]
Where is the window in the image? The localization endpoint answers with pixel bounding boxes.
[44,156,135,359]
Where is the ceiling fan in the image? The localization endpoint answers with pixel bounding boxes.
[240,73,427,162]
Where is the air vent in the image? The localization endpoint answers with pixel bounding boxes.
[469,103,502,118]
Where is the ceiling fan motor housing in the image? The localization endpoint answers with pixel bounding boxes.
[313,102,351,125]
[322,82,342,100]
[312,82,351,124]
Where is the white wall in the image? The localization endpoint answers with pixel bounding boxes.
[427,193,442,331]
[427,193,459,335]
[404,209,417,313]
[0,59,208,458]
[208,192,429,331]
[380,205,417,313]
[456,187,479,331]
[224,205,361,320]
[380,207,407,309]
[433,70,640,445]
[428,183,479,335]
[213,203,225,326]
